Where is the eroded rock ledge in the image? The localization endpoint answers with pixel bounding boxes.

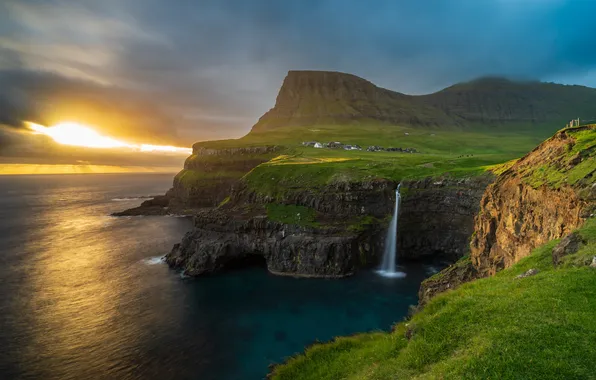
[166,209,383,277]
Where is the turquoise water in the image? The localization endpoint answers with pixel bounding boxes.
[0,174,436,380]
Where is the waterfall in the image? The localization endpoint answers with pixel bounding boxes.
[377,184,406,278]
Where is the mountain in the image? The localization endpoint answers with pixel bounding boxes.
[251,71,596,132]
[423,77,596,124]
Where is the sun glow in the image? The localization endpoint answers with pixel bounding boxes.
[26,122,192,155]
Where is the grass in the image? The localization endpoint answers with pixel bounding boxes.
[270,218,596,380]
[196,123,554,152]
[179,122,584,204]
[265,203,319,227]
[519,125,596,189]
[174,168,247,188]
[202,123,560,198]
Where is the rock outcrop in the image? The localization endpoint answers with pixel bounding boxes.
[470,126,595,277]
[165,179,393,277]
[166,209,384,278]
[552,232,587,266]
[420,125,595,305]
[418,257,478,307]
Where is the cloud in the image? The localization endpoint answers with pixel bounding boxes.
[0,0,595,153]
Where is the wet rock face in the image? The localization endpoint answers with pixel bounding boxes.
[399,176,493,261]
[166,210,383,277]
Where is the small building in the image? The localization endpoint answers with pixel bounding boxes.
[302,141,317,147]
[314,142,323,148]
[328,141,344,149]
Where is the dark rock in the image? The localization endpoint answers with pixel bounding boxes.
[112,195,171,216]
[418,257,478,307]
[515,268,540,279]
[399,175,493,261]
[166,209,384,278]
[552,232,586,266]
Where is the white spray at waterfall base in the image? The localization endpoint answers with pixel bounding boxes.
[377,184,407,278]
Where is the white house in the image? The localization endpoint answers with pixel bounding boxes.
[314,142,323,148]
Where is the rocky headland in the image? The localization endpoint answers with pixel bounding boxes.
[419,125,595,305]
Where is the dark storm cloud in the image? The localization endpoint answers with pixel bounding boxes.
[1,0,596,146]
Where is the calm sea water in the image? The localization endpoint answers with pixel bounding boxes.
[0,174,435,380]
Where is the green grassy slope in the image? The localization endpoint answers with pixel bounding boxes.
[231,124,555,198]
[271,218,596,380]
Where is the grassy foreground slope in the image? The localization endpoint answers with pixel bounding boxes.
[270,218,596,380]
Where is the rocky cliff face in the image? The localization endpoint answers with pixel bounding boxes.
[165,175,491,277]
[420,125,595,304]
[399,175,493,261]
[166,209,384,278]
[165,180,394,277]
[471,126,595,276]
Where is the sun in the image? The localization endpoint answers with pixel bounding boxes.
[27,122,132,149]
[25,121,192,154]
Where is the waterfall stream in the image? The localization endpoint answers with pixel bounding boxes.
[377,184,406,278]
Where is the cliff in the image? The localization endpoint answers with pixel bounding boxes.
[420,125,595,304]
[165,174,491,277]
[470,125,595,276]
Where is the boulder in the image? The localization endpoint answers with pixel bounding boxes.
[552,232,586,266]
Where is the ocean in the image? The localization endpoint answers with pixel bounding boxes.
[0,174,434,380]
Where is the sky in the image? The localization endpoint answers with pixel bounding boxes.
[1,0,596,165]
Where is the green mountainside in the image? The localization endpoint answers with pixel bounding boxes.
[250,71,596,134]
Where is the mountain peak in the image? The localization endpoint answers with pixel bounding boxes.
[249,71,596,133]
[251,71,446,132]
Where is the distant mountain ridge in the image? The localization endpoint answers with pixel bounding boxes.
[251,70,596,132]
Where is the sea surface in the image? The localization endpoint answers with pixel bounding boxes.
[0,174,436,380]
